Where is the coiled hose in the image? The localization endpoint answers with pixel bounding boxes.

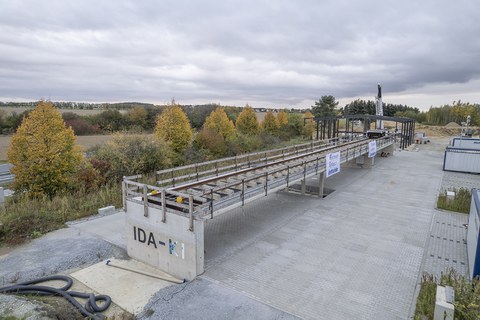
[0,275,111,320]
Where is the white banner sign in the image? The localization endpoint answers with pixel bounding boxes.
[326,151,341,178]
[368,140,377,158]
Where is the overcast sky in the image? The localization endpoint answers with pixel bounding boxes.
[1,0,479,110]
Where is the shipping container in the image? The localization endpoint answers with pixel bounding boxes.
[451,138,480,150]
[467,189,480,280]
[443,147,480,174]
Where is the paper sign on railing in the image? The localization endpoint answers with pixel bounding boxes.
[326,152,340,178]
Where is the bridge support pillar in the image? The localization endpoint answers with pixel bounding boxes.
[125,201,204,281]
[364,155,375,168]
[318,172,324,197]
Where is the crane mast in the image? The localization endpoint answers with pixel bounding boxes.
[375,83,383,129]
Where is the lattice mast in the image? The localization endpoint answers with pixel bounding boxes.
[375,83,384,129]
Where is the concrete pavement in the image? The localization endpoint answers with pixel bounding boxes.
[2,138,469,319]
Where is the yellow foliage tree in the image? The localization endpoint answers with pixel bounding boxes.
[7,101,83,197]
[204,107,235,140]
[154,104,193,153]
[261,111,278,134]
[236,105,259,135]
[276,110,289,128]
[303,111,315,139]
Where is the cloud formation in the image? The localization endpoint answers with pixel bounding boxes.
[1,0,479,109]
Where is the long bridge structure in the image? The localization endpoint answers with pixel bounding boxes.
[123,134,400,280]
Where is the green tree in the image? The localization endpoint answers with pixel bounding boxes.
[261,111,278,134]
[204,107,236,140]
[312,96,339,118]
[154,104,193,153]
[127,106,148,129]
[90,109,127,132]
[236,105,259,135]
[7,101,83,197]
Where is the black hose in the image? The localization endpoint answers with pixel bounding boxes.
[0,275,111,320]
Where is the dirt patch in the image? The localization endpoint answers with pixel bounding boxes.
[445,121,461,128]
[415,124,464,137]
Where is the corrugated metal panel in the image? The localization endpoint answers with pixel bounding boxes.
[467,189,480,279]
[443,147,480,173]
[452,138,480,150]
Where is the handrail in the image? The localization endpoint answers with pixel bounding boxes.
[124,136,394,223]
[156,137,341,187]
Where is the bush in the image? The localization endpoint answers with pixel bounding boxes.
[437,188,471,214]
[0,183,122,244]
[88,133,172,181]
[414,269,480,320]
[194,128,230,159]
[63,115,101,135]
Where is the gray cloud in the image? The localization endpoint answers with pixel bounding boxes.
[0,0,479,109]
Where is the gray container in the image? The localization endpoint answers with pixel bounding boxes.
[451,138,480,150]
[443,147,480,174]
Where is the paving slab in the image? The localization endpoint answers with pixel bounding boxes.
[69,211,127,249]
[202,145,442,319]
[421,210,469,278]
[71,258,176,315]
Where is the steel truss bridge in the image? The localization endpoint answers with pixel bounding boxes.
[123,135,395,230]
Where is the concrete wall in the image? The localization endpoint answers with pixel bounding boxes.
[125,200,204,281]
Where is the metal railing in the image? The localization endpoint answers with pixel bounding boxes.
[0,164,14,185]
[124,136,395,230]
[155,137,342,188]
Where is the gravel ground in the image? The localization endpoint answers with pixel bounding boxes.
[0,225,128,319]
[137,277,299,320]
[0,227,127,286]
[0,294,52,320]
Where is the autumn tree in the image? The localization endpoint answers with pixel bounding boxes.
[154,104,193,153]
[261,111,278,134]
[204,107,235,140]
[7,101,83,197]
[276,110,288,129]
[236,105,259,135]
